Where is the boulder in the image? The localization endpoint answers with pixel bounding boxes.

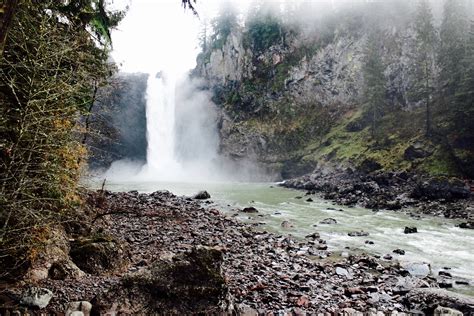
[406,288,474,315]
[393,249,405,255]
[404,143,432,161]
[20,287,53,309]
[305,232,320,239]
[336,267,350,278]
[193,191,211,200]
[348,231,369,237]
[433,307,463,316]
[358,159,382,174]
[319,218,337,225]
[459,222,474,229]
[121,247,225,312]
[70,235,129,275]
[412,177,470,201]
[241,207,258,213]
[403,262,431,277]
[281,221,294,228]
[66,301,92,316]
[404,226,418,234]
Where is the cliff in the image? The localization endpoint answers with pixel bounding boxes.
[86,73,149,170]
[193,3,474,180]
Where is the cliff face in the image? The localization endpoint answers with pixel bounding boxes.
[87,73,148,169]
[193,6,474,180]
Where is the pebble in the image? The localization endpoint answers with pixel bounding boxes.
[13,190,447,314]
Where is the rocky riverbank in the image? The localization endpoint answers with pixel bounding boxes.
[280,168,473,222]
[1,189,473,315]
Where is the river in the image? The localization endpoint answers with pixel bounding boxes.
[87,179,474,295]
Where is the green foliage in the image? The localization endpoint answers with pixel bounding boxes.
[411,0,437,136]
[455,20,474,131]
[362,29,386,139]
[210,1,238,50]
[245,13,282,53]
[438,0,469,99]
[0,0,121,278]
[54,0,126,47]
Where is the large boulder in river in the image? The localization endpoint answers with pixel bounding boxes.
[404,226,418,234]
[193,191,211,200]
[411,177,470,201]
[319,218,337,225]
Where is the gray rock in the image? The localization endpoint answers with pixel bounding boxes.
[281,220,294,228]
[433,306,463,316]
[393,249,405,255]
[336,267,350,278]
[20,287,53,309]
[193,191,211,200]
[241,207,258,213]
[403,262,431,277]
[305,232,320,239]
[66,301,92,316]
[404,226,418,234]
[348,231,369,237]
[320,218,337,224]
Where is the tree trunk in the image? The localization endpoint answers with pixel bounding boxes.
[0,0,19,57]
[425,62,432,137]
[426,98,431,137]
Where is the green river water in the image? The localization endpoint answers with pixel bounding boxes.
[87,179,474,295]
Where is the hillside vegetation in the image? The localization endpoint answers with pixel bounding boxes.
[195,0,474,179]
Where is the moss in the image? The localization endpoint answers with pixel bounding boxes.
[420,146,461,176]
[297,107,461,175]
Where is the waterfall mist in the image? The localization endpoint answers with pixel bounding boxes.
[102,71,268,183]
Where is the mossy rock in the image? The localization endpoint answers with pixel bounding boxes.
[70,234,129,275]
[123,247,226,312]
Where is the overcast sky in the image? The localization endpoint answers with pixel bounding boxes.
[109,0,388,74]
[110,0,198,74]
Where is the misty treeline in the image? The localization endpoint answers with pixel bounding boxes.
[199,0,474,146]
[0,1,124,277]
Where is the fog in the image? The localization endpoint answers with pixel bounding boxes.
[102,0,470,183]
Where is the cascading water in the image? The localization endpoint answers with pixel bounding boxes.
[140,72,182,180]
[103,70,264,183]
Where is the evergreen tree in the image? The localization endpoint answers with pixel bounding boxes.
[413,0,437,136]
[199,18,210,52]
[245,2,284,53]
[455,19,474,132]
[362,30,386,139]
[210,1,238,49]
[438,0,469,100]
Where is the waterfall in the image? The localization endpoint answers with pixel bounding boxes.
[141,72,181,179]
[104,70,262,183]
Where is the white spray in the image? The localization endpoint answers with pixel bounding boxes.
[143,72,180,176]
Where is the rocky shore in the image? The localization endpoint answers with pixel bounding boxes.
[280,168,473,222]
[1,189,473,315]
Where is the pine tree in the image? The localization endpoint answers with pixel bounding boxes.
[210,1,238,49]
[413,0,437,136]
[363,30,386,139]
[439,0,469,100]
[199,18,210,52]
[455,19,474,132]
